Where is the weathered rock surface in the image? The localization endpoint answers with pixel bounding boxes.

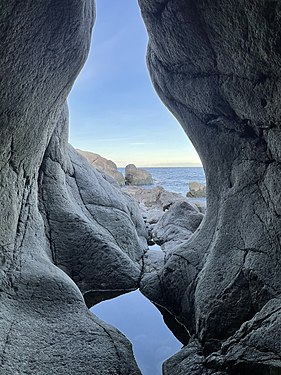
[77,149,125,186]
[0,2,144,374]
[123,185,196,212]
[138,0,281,373]
[40,108,148,307]
[123,185,202,244]
[125,163,153,185]
[187,181,207,198]
[163,340,226,375]
[152,201,204,256]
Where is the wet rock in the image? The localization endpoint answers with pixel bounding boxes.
[76,149,125,186]
[125,163,153,185]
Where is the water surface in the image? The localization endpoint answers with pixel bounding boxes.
[91,290,182,375]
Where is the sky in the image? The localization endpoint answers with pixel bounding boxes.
[91,290,182,375]
[68,0,202,168]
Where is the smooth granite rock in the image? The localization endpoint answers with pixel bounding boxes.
[138,0,281,373]
[125,163,153,185]
[76,149,125,186]
[0,2,144,374]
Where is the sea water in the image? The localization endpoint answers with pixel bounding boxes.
[119,166,206,196]
[91,167,206,375]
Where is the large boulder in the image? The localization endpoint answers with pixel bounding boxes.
[138,0,281,373]
[125,163,153,185]
[187,181,206,198]
[0,2,144,374]
[123,185,201,242]
[152,201,204,256]
[123,186,165,208]
[123,185,193,211]
[40,108,148,307]
[77,149,125,186]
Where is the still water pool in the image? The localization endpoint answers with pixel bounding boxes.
[91,290,182,375]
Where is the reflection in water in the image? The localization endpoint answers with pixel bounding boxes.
[91,290,182,375]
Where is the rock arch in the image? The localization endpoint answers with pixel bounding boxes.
[0,1,146,374]
[2,0,281,374]
[138,0,281,374]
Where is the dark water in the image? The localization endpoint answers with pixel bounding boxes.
[91,290,182,375]
[119,167,206,196]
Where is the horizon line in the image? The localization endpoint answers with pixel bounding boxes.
[117,165,203,168]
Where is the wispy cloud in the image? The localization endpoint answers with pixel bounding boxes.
[95,137,133,142]
[130,142,154,146]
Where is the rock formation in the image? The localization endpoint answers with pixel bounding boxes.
[138,0,281,374]
[125,163,153,185]
[77,149,125,186]
[123,185,204,243]
[187,181,207,198]
[152,201,204,256]
[0,2,146,374]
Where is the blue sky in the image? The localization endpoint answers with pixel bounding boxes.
[68,0,201,167]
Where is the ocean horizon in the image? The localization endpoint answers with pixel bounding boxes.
[118,166,206,197]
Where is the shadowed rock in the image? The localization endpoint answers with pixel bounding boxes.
[0,1,145,373]
[138,0,281,373]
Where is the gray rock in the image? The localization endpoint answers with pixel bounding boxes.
[138,0,281,373]
[123,186,165,208]
[40,107,148,306]
[152,201,204,257]
[123,185,201,244]
[206,297,281,374]
[125,163,153,185]
[77,149,125,186]
[163,340,226,375]
[187,181,207,198]
[0,2,143,374]
[123,185,195,212]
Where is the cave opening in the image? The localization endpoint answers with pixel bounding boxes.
[67,0,205,373]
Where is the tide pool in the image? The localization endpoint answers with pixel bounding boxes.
[91,290,182,375]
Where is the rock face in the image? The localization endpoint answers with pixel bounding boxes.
[152,201,204,256]
[0,2,145,374]
[123,185,202,243]
[77,149,125,186]
[187,181,206,198]
[125,163,153,185]
[123,185,195,211]
[138,0,281,373]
